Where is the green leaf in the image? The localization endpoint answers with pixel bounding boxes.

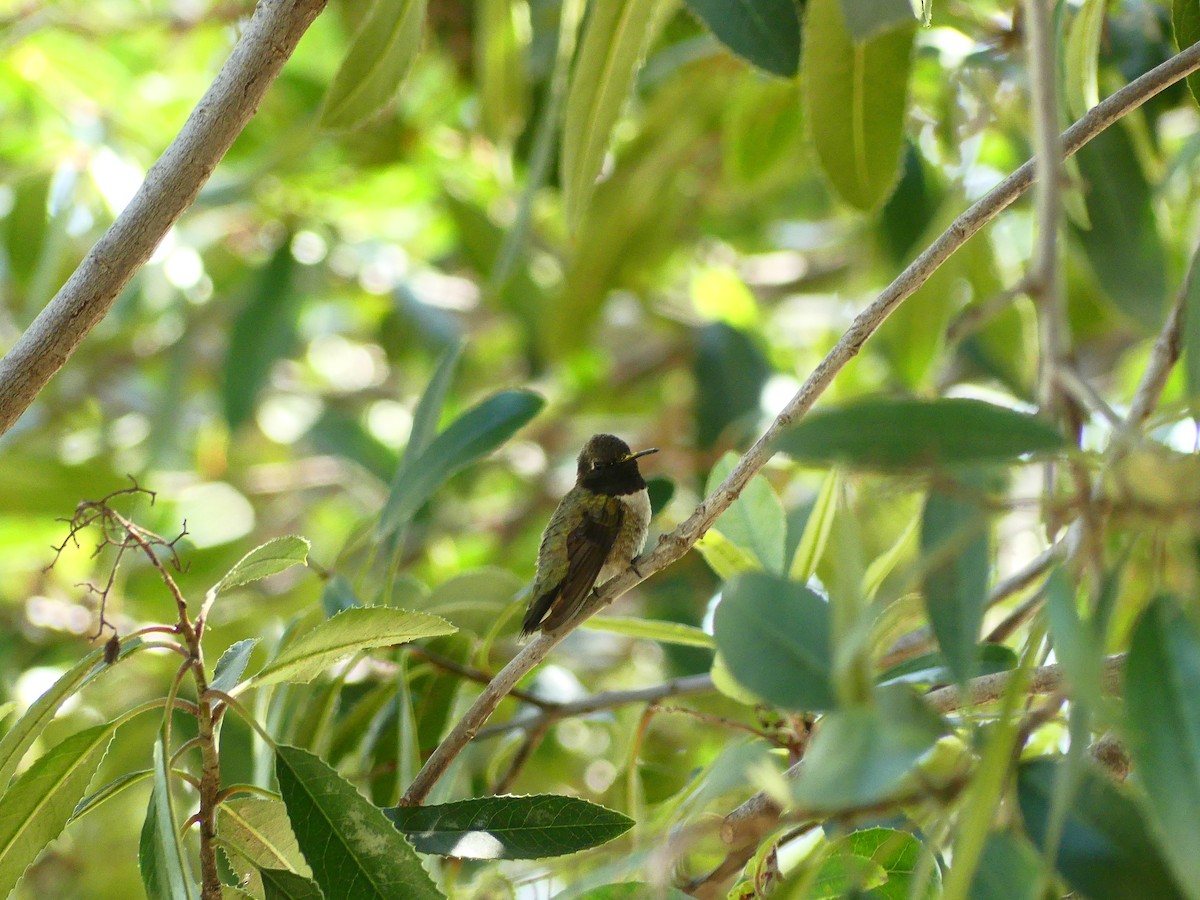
[809,854,888,898]
[219,798,312,889]
[0,723,114,899]
[562,0,665,229]
[425,567,525,635]
[791,688,946,810]
[877,643,1016,687]
[968,831,1046,900]
[1174,0,1200,108]
[321,0,428,129]
[790,468,841,582]
[384,794,633,859]
[839,0,916,42]
[921,476,990,686]
[1183,247,1200,404]
[0,640,139,788]
[706,452,786,574]
[574,885,691,900]
[713,572,836,711]
[378,389,543,538]
[1073,123,1168,331]
[1018,758,1186,900]
[274,745,441,900]
[694,529,762,580]
[803,0,916,210]
[259,867,326,900]
[709,651,761,706]
[694,322,773,449]
[1124,597,1200,896]
[223,239,299,431]
[683,0,801,76]
[776,398,1064,470]
[408,340,464,461]
[71,769,152,824]
[583,616,713,648]
[1066,0,1107,118]
[250,607,455,687]
[212,639,261,695]
[830,827,939,899]
[209,536,311,605]
[139,737,196,900]
[1044,568,1106,712]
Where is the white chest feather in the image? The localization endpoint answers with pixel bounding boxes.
[617,488,652,541]
[598,488,651,582]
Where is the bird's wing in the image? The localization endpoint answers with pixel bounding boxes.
[529,499,624,634]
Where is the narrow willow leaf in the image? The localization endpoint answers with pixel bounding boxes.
[791,687,946,810]
[218,797,311,886]
[583,616,713,648]
[258,867,325,900]
[211,639,261,695]
[695,529,761,580]
[790,468,841,582]
[407,340,464,461]
[1044,568,1105,711]
[1018,758,1186,899]
[140,737,196,900]
[839,0,915,42]
[0,640,139,787]
[713,572,835,711]
[776,398,1064,470]
[1183,246,1200,403]
[683,0,800,75]
[921,478,990,686]
[803,0,916,210]
[384,794,633,859]
[0,723,113,898]
[275,745,441,899]
[1066,0,1106,118]
[862,513,918,599]
[379,389,543,538]
[251,607,455,688]
[321,0,428,129]
[1125,598,1200,896]
[211,537,311,598]
[562,0,664,229]
[1174,0,1200,108]
[706,452,786,574]
[71,769,152,824]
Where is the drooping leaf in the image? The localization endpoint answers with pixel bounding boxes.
[921,475,990,686]
[803,0,916,210]
[838,0,916,42]
[713,572,836,711]
[1018,758,1186,900]
[0,724,114,899]
[561,0,665,229]
[378,389,543,538]
[1073,123,1168,331]
[683,0,801,76]
[250,607,456,687]
[139,737,196,900]
[274,746,441,899]
[1173,0,1200,108]
[1066,0,1107,118]
[1124,597,1200,896]
[583,616,713,648]
[776,398,1064,470]
[706,452,786,574]
[384,794,633,859]
[791,687,946,810]
[321,0,428,129]
[223,239,300,431]
[211,639,261,695]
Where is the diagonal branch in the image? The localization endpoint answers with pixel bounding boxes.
[0,0,327,436]
[398,38,1200,808]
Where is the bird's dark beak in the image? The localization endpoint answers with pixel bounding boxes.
[627,447,659,461]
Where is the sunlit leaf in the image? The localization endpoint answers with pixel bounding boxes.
[321,0,428,129]
[275,746,441,899]
[803,0,916,210]
[384,795,632,859]
[839,0,915,42]
[706,452,786,574]
[695,529,762,581]
[1066,0,1107,118]
[249,607,455,687]
[209,536,310,601]
[139,737,196,900]
[790,468,841,582]
[258,868,325,900]
[219,797,311,890]
[583,616,713,648]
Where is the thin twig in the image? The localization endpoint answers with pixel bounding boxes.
[399,40,1200,807]
[0,0,328,436]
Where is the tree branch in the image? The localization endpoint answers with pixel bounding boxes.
[0,0,327,436]
[398,39,1200,808]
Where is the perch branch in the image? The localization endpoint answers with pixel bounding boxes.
[0,0,327,436]
[399,39,1200,807]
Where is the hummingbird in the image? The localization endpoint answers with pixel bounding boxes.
[520,434,659,637]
